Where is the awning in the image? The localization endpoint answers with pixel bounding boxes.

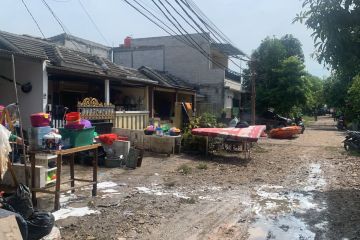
[192,126,266,142]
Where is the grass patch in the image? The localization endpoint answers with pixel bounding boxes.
[196,163,208,170]
[347,150,360,157]
[302,115,315,126]
[324,146,340,152]
[177,164,192,175]
[252,145,269,153]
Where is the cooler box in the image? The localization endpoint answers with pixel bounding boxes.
[59,127,95,148]
[29,126,52,150]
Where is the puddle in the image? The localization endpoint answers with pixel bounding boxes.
[101,188,118,193]
[135,186,190,199]
[304,164,326,191]
[97,181,118,189]
[248,215,315,240]
[53,207,99,220]
[248,163,327,239]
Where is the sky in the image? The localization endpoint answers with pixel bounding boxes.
[0,0,330,77]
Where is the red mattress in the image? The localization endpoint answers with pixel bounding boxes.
[191,125,266,142]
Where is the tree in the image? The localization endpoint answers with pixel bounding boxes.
[323,74,350,108]
[295,0,360,76]
[248,36,309,114]
[304,74,324,112]
[347,75,360,120]
[280,34,305,62]
[268,56,308,114]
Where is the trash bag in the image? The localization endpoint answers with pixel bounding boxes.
[27,211,55,240]
[15,211,28,240]
[229,117,239,127]
[0,208,28,240]
[5,183,34,219]
[235,121,250,128]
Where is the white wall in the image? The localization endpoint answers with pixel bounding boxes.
[63,40,110,59]
[0,56,47,130]
[224,89,234,109]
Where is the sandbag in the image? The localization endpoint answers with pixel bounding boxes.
[0,208,28,240]
[27,211,55,240]
[5,183,34,219]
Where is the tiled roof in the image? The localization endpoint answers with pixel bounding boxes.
[0,31,49,58]
[139,66,194,90]
[0,30,149,81]
[48,33,110,50]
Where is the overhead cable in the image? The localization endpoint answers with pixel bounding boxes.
[21,0,46,38]
[78,0,110,46]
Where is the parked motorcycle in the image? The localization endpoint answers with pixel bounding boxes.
[294,116,305,134]
[343,131,360,152]
[337,115,346,130]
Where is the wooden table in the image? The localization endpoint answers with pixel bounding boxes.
[29,143,101,211]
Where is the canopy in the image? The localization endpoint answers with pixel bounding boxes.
[192,125,266,142]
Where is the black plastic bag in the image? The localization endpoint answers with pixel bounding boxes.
[0,208,28,240]
[5,184,34,219]
[27,211,55,240]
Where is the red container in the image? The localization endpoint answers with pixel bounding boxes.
[30,113,51,127]
[124,36,132,48]
[65,112,81,122]
[117,136,129,141]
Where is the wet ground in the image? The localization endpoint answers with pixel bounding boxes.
[39,115,360,239]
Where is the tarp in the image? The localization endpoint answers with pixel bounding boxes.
[191,125,266,142]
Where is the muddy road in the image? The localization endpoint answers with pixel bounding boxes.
[50,115,360,239]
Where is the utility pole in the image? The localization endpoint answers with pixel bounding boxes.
[250,59,256,125]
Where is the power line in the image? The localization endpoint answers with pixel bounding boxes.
[78,0,110,46]
[153,0,222,68]
[122,0,200,50]
[183,0,233,45]
[41,0,81,51]
[41,0,69,34]
[21,0,46,38]
[132,0,188,43]
[122,0,243,71]
[160,0,242,69]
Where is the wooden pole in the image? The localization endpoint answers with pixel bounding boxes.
[11,55,29,186]
[250,59,256,125]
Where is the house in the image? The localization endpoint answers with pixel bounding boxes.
[112,33,246,117]
[47,33,111,60]
[0,30,195,130]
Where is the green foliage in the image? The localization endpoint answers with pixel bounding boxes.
[304,74,324,112]
[186,112,218,129]
[196,163,208,170]
[177,164,192,175]
[182,113,219,153]
[247,34,325,116]
[281,34,305,62]
[296,1,360,122]
[347,75,360,120]
[323,74,350,108]
[270,56,308,114]
[295,0,360,76]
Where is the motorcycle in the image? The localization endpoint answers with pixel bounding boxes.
[337,116,346,130]
[294,116,305,134]
[343,131,360,152]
